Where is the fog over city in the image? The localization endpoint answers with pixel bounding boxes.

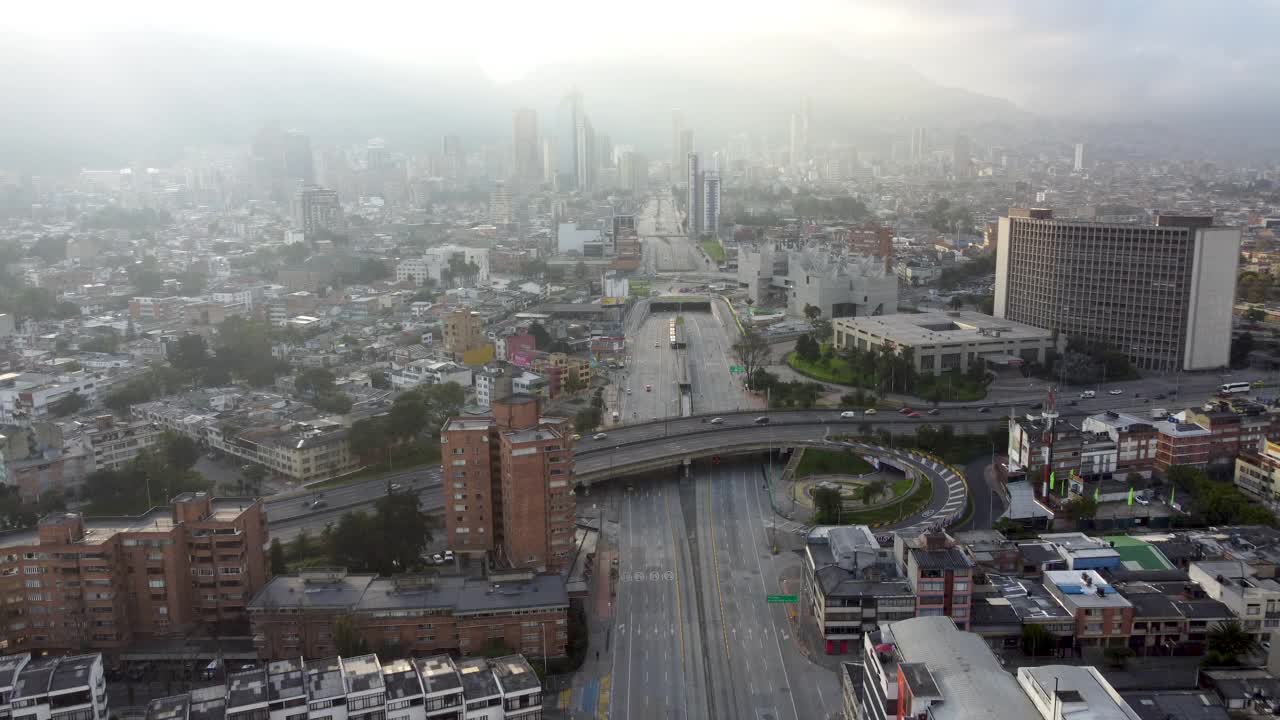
[7,3,1280,719]
[5,0,1280,167]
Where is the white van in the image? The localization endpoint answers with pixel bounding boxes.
[1080,390,1096,399]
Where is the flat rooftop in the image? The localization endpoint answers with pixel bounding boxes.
[834,310,1052,346]
[1045,570,1133,609]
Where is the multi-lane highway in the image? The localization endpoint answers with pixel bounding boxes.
[264,466,442,543]
[608,459,841,720]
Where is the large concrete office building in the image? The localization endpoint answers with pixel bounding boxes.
[833,310,1052,375]
[994,208,1240,372]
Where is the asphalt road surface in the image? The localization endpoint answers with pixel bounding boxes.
[264,466,442,543]
[609,460,840,720]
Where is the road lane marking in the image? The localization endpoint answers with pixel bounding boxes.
[663,485,689,699]
[744,468,802,720]
[708,469,733,662]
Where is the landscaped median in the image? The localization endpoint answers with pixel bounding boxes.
[799,446,935,527]
[701,239,726,263]
[785,346,988,401]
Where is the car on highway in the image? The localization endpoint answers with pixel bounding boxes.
[389,483,402,491]
[710,417,724,424]
[906,411,921,418]
[645,384,652,392]
[310,498,327,509]
[927,408,941,416]
[1080,390,1096,398]
[898,407,911,415]
[571,433,582,440]
[431,553,444,564]
[654,342,660,347]
[977,406,991,413]
[754,416,770,425]
[864,408,877,415]
[840,411,857,418]
[592,433,608,440]
[626,388,632,394]
[1109,389,1123,395]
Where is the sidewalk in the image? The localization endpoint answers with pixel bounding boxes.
[558,503,619,720]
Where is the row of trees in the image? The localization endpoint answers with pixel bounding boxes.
[347,383,465,465]
[1168,465,1276,526]
[271,487,435,577]
[81,433,207,514]
[169,317,290,388]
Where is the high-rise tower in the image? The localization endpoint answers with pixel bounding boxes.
[513,108,539,182]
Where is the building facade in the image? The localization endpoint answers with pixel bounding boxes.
[248,569,568,662]
[441,397,575,573]
[291,185,343,237]
[994,208,1240,371]
[0,493,267,657]
[833,311,1051,376]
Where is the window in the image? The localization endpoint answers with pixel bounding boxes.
[148,579,166,589]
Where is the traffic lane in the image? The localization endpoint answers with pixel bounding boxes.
[267,485,443,544]
[571,395,1210,455]
[265,467,441,520]
[694,464,738,720]
[718,465,801,720]
[664,478,711,720]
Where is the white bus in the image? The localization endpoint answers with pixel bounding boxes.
[1221,382,1251,395]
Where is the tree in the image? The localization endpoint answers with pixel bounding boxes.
[290,529,313,563]
[242,464,268,496]
[529,323,553,351]
[295,368,336,397]
[1208,620,1258,665]
[813,486,844,524]
[316,392,353,414]
[349,417,389,461]
[369,369,390,389]
[1246,307,1267,322]
[49,392,86,418]
[795,333,821,364]
[858,479,887,506]
[1103,645,1134,668]
[1231,332,1255,369]
[333,615,369,657]
[563,371,585,396]
[269,538,287,576]
[948,295,964,311]
[575,407,602,433]
[1061,495,1098,524]
[162,433,199,472]
[171,334,209,372]
[733,328,772,390]
[1021,624,1053,656]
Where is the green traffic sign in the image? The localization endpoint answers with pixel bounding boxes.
[766,594,798,604]
[730,365,745,374]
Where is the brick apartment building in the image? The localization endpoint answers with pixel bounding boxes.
[1042,570,1135,648]
[441,396,576,573]
[1155,406,1277,471]
[0,492,267,657]
[247,568,568,662]
[893,530,974,631]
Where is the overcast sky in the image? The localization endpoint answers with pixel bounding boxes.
[8,0,1279,117]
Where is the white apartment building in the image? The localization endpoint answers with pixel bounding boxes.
[396,246,491,286]
[9,654,108,720]
[84,416,163,472]
[0,371,102,425]
[1190,560,1280,641]
[391,360,473,391]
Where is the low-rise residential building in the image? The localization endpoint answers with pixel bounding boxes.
[1042,570,1135,648]
[834,310,1052,376]
[10,653,109,720]
[146,652,538,720]
[0,370,103,425]
[391,359,473,391]
[1235,439,1280,510]
[84,414,163,472]
[1039,532,1123,571]
[803,526,915,654]
[247,568,569,662]
[129,296,184,321]
[852,616,1037,720]
[893,530,974,630]
[1016,665,1141,719]
[0,493,267,657]
[1189,560,1280,641]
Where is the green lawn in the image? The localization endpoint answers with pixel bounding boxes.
[702,240,726,263]
[787,349,987,401]
[839,474,934,525]
[796,448,875,477]
[1104,535,1174,570]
